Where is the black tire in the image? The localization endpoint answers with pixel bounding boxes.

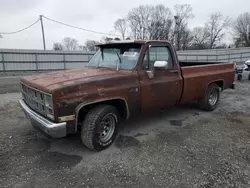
[81,105,120,151]
[199,83,220,111]
[248,74,250,81]
[237,74,242,81]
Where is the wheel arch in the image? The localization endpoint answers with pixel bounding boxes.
[75,98,130,132]
[206,79,224,92]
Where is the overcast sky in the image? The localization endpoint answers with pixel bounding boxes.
[0,0,249,49]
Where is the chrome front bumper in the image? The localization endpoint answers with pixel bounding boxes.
[19,99,67,138]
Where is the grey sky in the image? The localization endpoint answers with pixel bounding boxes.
[0,0,249,49]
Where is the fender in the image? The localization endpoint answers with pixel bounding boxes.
[75,97,130,132]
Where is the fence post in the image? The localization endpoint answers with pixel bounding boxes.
[35,54,38,71]
[63,54,66,70]
[1,52,5,72]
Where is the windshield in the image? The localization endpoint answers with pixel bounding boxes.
[87,44,141,70]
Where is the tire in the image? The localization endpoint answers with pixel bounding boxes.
[248,74,250,81]
[237,74,242,81]
[199,83,220,111]
[81,105,120,151]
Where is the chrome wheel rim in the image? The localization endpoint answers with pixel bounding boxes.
[99,114,116,142]
[208,89,218,106]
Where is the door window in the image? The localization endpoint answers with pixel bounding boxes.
[142,46,173,70]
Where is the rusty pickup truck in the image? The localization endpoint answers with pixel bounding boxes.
[19,40,235,151]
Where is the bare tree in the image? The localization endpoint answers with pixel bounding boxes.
[191,27,210,49]
[114,19,127,40]
[62,37,79,51]
[234,12,250,47]
[181,27,193,50]
[205,13,231,49]
[78,45,87,51]
[84,40,99,51]
[127,5,153,40]
[147,5,173,40]
[53,42,63,51]
[127,4,174,40]
[173,4,194,50]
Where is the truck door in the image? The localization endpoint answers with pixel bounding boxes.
[138,43,183,113]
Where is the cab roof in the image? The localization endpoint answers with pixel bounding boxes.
[96,40,169,46]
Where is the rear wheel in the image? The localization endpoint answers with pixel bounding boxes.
[199,83,220,111]
[81,105,120,151]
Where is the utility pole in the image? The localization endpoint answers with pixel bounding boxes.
[39,15,46,50]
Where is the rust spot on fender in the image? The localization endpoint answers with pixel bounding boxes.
[58,92,88,107]
[97,88,105,97]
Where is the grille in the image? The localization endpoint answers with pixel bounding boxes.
[21,83,53,119]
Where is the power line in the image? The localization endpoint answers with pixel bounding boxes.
[42,15,121,37]
[0,19,40,35]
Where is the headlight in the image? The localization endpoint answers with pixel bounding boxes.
[44,95,54,120]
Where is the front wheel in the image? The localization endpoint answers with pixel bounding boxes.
[199,83,220,111]
[81,105,120,151]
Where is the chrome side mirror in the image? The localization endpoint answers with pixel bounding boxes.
[154,61,168,68]
[146,61,169,79]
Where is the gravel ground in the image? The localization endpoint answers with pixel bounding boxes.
[1,80,250,188]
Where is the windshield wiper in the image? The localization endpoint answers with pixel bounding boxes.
[115,52,122,71]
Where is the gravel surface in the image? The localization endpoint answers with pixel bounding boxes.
[1,80,250,188]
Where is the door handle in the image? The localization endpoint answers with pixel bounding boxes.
[169,69,179,73]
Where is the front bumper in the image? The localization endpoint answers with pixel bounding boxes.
[19,99,67,138]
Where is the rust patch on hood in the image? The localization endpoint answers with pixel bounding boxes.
[21,67,131,93]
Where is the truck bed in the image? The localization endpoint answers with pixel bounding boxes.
[179,62,235,104]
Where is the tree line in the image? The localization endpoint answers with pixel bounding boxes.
[53,4,250,51]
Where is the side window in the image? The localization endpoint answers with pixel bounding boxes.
[142,46,173,70]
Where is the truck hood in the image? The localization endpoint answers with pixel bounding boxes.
[21,67,131,92]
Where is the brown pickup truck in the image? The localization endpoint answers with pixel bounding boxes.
[19,40,235,151]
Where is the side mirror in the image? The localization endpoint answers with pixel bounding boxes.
[146,61,169,79]
[154,61,168,69]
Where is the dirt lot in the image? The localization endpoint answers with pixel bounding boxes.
[1,80,250,188]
